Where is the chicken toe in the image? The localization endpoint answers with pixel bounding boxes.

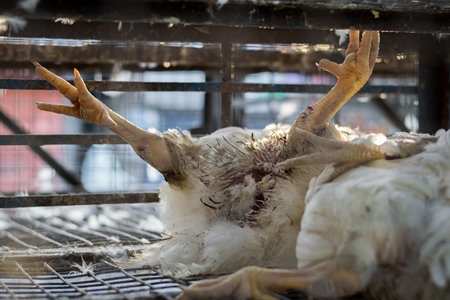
[33,62,175,176]
[289,31,379,146]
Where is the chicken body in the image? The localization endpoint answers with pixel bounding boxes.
[134,124,357,276]
[176,130,450,299]
[296,129,450,299]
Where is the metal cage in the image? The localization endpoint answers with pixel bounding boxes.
[0,0,449,299]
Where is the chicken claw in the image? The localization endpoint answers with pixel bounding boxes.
[33,61,116,128]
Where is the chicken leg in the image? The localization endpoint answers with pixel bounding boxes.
[33,63,176,179]
[288,30,379,147]
[177,264,363,300]
[280,128,438,183]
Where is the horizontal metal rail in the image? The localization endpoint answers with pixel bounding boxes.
[0,134,207,145]
[4,1,450,34]
[0,193,160,208]
[0,134,126,145]
[0,79,418,94]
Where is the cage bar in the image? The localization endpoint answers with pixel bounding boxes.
[0,193,159,208]
[0,80,418,94]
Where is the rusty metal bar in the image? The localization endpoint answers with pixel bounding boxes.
[4,1,450,33]
[0,79,418,94]
[2,20,340,45]
[6,19,448,47]
[220,43,234,128]
[0,109,84,189]
[0,134,126,145]
[0,193,159,208]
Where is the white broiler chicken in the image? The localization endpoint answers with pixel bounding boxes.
[33,30,450,299]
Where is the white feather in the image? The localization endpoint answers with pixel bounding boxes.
[335,29,349,45]
[0,16,26,34]
[298,130,450,298]
[18,0,39,13]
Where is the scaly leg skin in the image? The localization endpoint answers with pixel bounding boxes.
[288,30,379,146]
[279,129,385,183]
[280,129,438,184]
[33,61,174,175]
[176,265,363,300]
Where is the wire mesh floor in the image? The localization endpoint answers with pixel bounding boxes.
[0,259,184,299]
[0,203,188,299]
[0,203,316,299]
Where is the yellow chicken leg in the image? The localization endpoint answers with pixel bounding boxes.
[280,129,438,183]
[177,265,363,299]
[288,30,379,147]
[33,61,175,177]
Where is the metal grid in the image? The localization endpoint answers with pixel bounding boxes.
[0,204,185,299]
[0,1,448,298]
[0,204,314,299]
[0,260,183,299]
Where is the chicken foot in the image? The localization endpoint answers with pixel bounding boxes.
[288,30,379,146]
[176,264,363,300]
[33,62,175,178]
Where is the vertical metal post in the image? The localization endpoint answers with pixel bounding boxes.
[220,42,234,128]
[232,70,245,127]
[418,35,449,133]
[203,72,221,133]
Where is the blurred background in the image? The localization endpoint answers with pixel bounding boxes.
[0,0,448,196]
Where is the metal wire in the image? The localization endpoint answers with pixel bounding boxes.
[0,193,160,208]
[26,219,94,247]
[0,204,187,299]
[14,261,56,299]
[1,231,39,250]
[0,260,183,299]
[44,262,88,297]
[100,260,157,297]
[0,79,418,94]
[0,280,17,299]
[5,219,64,248]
